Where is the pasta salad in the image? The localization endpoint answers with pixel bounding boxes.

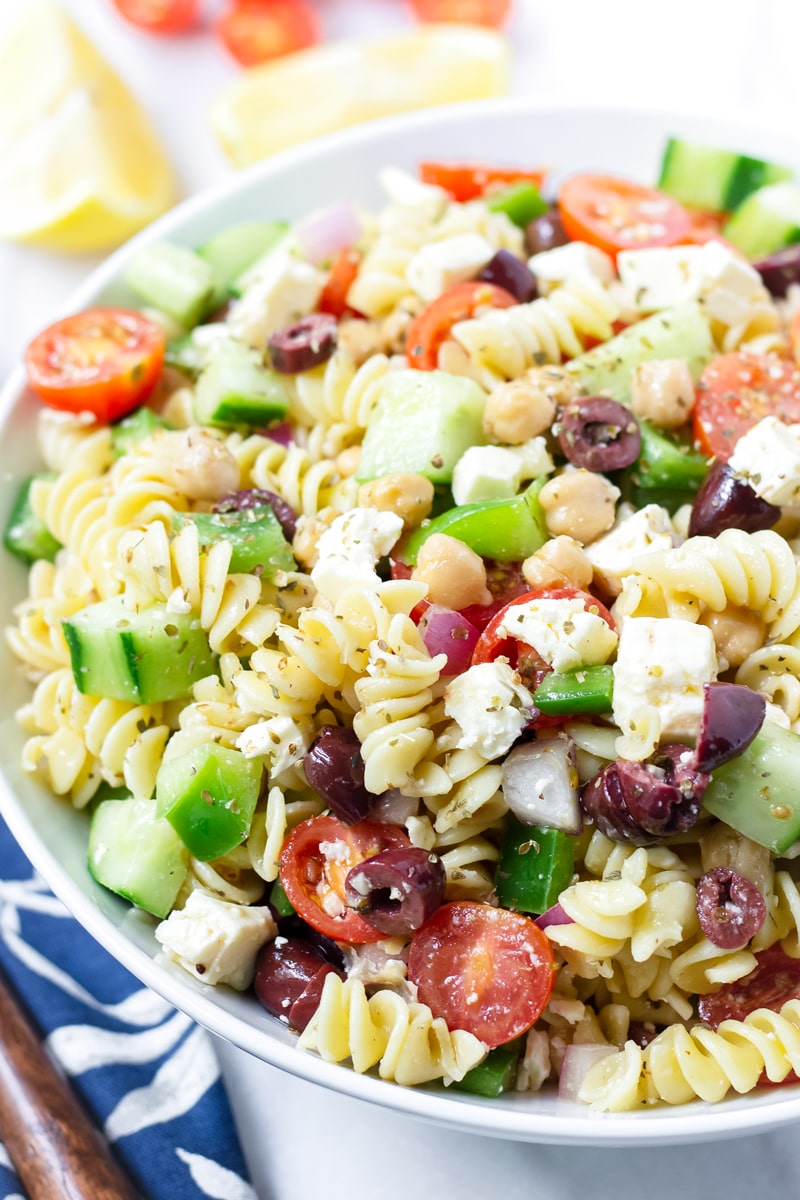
[9,138,800,1111]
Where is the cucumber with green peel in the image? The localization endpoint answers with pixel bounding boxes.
[88,796,189,919]
[403,479,548,565]
[3,474,61,564]
[111,407,171,458]
[155,743,263,861]
[124,241,218,329]
[658,137,793,212]
[194,339,290,427]
[356,370,487,485]
[566,301,713,405]
[165,323,239,378]
[723,181,800,258]
[199,221,289,300]
[63,597,217,703]
[702,721,800,853]
[172,506,295,577]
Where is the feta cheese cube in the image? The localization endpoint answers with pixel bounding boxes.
[444,660,533,760]
[311,507,403,604]
[236,715,310,778]
[407,234,496,303]
[496,596,618,674]
[379,166,448,219]
[697,240,764,326]
[451,445,524,505]
[617,245,704,312]
[586,504,676,596]
[728,414,800,507]
[528,241,615,294]
[612,616,717,749]
[228,248,325,348]
[155,891,276,990]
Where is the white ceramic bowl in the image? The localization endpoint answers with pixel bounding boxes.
[3,100,800,1147]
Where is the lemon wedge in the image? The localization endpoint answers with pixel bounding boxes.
[212,24,510,168]
[0,1,177,253]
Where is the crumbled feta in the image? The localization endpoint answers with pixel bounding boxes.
[528,241,615,293]
[228,247,325,348]
[496,596,618,674]
[451,439,554,506]
[697,240,764,325]
[236,715,310,778]
[612,616,717,748]
[617,241,763,322]
[165,586,193,615]
[310,507,403,604]
[154,891,276,991]
[444,660,533,760]
[586,504,676,596]
[407,233,496,303]
[341,938,411,993]
[379,166,448,218]
[728,414,800,508]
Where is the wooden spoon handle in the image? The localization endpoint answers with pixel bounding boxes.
[0,968,143,1200]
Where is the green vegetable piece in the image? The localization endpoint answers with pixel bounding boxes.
[172,506,295,577]
[403,479,547,565]
[62,596,217,703]
[356,370,487,485]
[165,332,205,378]
[156,743,263,862]
[567,302,713,405]
[124,241,218,329]
[199,220,289,299]
[452,1041,522,1097]
[269,879,296,918]
[658,137,793,212]
[533,665,614,715]
[111,407,171,459]
[495,818,575,915]
[3,474,61,564]
[630,420,709,491]
[194,339,290,427]
[702,721,800,854]
[88,796,189,919]
[723,181,800,259]
[486,182,548,228]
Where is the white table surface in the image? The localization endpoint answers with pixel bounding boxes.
[4,1,800,1196]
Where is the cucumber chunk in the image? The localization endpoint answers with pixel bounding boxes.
[702,721,800,853]
[3,474,61,564]
[356,370,487,484]
[125,241,218,329]
[723,181,800,259]
[111,407,171,459]
[199,220,289,298]
[89,796,189,919]
[658,137,793,212]
[567,302,713,405]
[155,743,263,861]
[194,339,290,427]
[172,506,295,577]
[63,597,217,703]
[403,479,547,565]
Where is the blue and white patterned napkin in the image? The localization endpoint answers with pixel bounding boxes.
[0,817,257,1200]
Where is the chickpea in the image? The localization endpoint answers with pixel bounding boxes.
[538,469,619,544]
[169,428,239,501]
[630,358,695,429]
[483,365,577,445]
[335,445,362,478]
[522,536,594,590]
[412,533,492,610]
[358,472,434,529]
[699,605,765,668]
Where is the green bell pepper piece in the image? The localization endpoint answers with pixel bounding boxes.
[172,506,295,578]
[486,182,548,229]
[702,721,800,853]
[269,878,296,918]
[3,474,61,565]
[156,744,263,861]
[533,665,614,715]
[631,420,709,491]
[452,1041,523,1097]
[495,817,575,915]
[403,479,548,565]
[112,407,171,458]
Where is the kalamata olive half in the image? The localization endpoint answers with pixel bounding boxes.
[753,243,800,298]
[254,936,344,1031]
[581,745,709,846]
[344,846,446,936]
[695,682,766,774]
[558,397,641,471]
[304,725,376,825]
[268,313,338,374]
[688,460,778,538]
[695,866,766,950]
[214,486,298,540]
[478,249,537,302]
[525,208,569,256]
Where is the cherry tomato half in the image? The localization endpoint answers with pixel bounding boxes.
[418,161,547,202]
[216,0,319,66]
[111,0,199,32]
[698,945,800,1029]
[409,0,512,27]
[408,901,556,1047]
[693,351,800,461]
[406,281,517,371]
[558,174,691,258]
[318,247,362,319]
[24,307,166,424]
[279,815,411,944]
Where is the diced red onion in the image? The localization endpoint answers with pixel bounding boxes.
[501,736,583,834]
[295,202,363,266]
[535,902,573,930]
[261,421,294,446]
[558,1043,617,1101]
[419,605,480,676]
[370,789,419,826]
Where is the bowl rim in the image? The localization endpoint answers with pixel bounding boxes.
[5,95,800,1145]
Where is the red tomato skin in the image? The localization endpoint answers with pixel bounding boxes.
[409,0,512,27]
[698,945,800,1029]
[558,174,691,259]
[216,0,319,67]
[318,248,362,319]
[406,281,517,371]
[24,308,165,424]
[693,352,800,461]
[111,0,198,32]
[408,901,556,1047]
[279,816,411,944]
[419,161,547,202]
[472,586,616,669]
